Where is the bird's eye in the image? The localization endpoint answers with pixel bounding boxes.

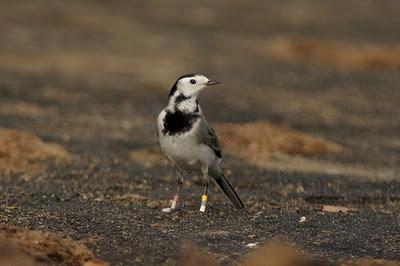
[190,79,196,84]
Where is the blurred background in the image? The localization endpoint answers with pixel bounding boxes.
[1,0,399,168]
[0,1,399,265]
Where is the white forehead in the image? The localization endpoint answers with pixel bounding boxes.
[178,75,209,85]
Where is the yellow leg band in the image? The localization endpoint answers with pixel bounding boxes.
[199,194,208,212]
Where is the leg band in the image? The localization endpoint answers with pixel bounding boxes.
[199,194,207,212]
[171,194,179,210]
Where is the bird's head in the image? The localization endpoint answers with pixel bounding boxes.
[169,74,220,99]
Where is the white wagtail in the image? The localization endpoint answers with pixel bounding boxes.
[157,74,244,212]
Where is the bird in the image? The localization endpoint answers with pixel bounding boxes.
[157,73,244,212]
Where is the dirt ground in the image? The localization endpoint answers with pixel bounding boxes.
[0,0,399,265]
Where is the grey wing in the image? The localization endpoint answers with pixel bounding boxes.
[198,118,222,158]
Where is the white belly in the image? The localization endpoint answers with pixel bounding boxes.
[157,109,220,173]
[159,131,212,172]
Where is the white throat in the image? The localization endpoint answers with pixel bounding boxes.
[167,93,199,113]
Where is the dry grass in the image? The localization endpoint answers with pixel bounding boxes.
[0,224,108,266]
[0,241,36,266]
[128,148,170,168]
[0,102,56,118]
[215,121,345,162]
[214,122,400,180]
[0,128,70,174]
[341,258,400,266]
[180,243,219,266]
[260,36,400,70]
[179,242,321,266]
[179,242,400,266]
[214,122,398,180]
[243,243,319,266]
[321,205,351,214]
[133,122,346,165]
[128,123,396,180]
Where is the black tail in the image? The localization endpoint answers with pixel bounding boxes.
[214,174,244,209]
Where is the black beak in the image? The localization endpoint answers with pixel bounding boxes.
[206,80,220,86]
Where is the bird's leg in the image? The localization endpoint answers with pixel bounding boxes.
[170,169,183,210]
[200,167,209,212]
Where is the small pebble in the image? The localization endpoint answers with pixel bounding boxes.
[246,242,259,248]
[162,208,172,213]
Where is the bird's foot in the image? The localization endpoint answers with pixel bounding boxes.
[199,194,207,212]
[162,195,180,213]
